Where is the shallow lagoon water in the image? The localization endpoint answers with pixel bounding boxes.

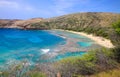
[0,28,100,70]
[77,42,92,47]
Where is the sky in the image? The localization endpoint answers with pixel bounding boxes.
[0,0,120,19]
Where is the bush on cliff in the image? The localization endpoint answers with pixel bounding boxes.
[55,48,118,77]
[112,20,120,34]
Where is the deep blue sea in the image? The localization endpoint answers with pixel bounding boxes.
[0,28,100,70]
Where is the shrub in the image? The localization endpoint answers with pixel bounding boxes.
[56,57,97,77]
[90,69,120,77]
[112,20,120,34]
[113,47,120,63]
[55,48,118,77]
[24,71,46,77]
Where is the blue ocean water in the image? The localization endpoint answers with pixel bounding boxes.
[0,29,66,66]
[0,28,100,70]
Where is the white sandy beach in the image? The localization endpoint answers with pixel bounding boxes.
[55,29,115,48]
[65,30,115,48]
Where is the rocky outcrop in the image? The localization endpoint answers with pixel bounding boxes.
[0,18,43,29]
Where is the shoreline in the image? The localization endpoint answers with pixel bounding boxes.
[57,29,115,48]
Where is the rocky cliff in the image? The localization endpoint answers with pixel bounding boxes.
[0,18,43,29]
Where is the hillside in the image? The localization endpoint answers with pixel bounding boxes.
[0,18,43,29]
[31,12,120,29]
[0,12,120,29]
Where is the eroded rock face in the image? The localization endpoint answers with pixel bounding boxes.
[0,18,43,29]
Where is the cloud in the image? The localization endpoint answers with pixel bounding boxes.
[0,0,91,19]
[0,0,35,12]
[52,0,89,15]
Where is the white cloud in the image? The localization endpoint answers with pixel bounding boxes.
[0,0,35,12]
[0,0,90,19]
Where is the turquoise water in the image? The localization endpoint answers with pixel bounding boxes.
[0,28,100,70]
[49,52,86,62]
[0,29,65,66]
[77,42,92,47]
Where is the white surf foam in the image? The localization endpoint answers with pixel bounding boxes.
[41,49,50,53]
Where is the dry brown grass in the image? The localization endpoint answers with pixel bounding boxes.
[90,69,120,77]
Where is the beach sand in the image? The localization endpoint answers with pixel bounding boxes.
[65,30,115,48]
[53,29,114,48]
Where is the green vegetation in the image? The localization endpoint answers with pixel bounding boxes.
[90,69,120,77]
[0,71,46,77]
[0,65,47,77]
[112,20,120,34]
[24,71,46,77]
[55,48,118,77]
[31,13,120,39]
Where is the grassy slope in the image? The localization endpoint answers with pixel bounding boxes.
[31,12,120,29]
[31,12,120,43]
[90,69,120,77]
[47,12,120,27]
